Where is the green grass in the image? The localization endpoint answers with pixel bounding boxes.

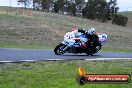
[101,48,132,53]
[0,43,53,49]
[0,60,132,88]
[0,9,132,52]
[0,42,132,52]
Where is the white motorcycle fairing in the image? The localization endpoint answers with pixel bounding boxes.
[62,32,88,47]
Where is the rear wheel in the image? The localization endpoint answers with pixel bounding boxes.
[54,43,66,55]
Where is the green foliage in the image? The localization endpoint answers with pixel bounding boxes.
[17,0,31,9]
[33,0,41,10]
[82,0,96,20]
[18,0,128,26]
[112,14,128,26]
[33,0,53,11]
[75,0,85,14]
[54,0,66,13]
[41,0,52,11]
[31,0,126,27]
[82,0,119,22]
[66,1,77,16]
[108,0,119,17]
[0,60,132,88]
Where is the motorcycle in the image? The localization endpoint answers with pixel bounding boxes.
[54,30,108,56]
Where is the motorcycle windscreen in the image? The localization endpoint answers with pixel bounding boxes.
[98,34,108,43]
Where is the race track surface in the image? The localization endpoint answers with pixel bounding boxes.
[0,48,132,62]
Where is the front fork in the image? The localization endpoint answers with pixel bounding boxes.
[61,41,69,52]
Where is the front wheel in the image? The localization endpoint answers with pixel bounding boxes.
[85,44,102,56]
[94,44,102,54]
[54,43,66,55]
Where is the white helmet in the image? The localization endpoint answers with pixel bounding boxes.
[88,28,96,35]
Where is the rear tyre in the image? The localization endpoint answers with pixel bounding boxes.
[54,43,65,55]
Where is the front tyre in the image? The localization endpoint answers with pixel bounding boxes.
[54,43,65,55]
[94,44,102,54]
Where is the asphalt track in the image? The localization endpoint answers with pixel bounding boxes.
[0,48,132,62]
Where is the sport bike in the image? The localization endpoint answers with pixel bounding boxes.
[54,31,108,56]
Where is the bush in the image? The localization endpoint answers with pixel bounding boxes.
[112,14,128,26]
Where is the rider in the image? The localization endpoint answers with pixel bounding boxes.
[86,28,99,51]
[74,28,99,51]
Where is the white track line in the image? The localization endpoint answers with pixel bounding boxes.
[20,60,36,62]
[0,61,14,63]
[0,58,132,63]
[85,58,132,61]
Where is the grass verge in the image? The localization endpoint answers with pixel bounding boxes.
[100,48,132,53]
[0,43,54,49]
[0,60,132,88]
[0,43,132,53]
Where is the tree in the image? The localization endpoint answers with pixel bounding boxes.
[41,0,53,11]
[112,14,128,26]
[82,6,87,18]
[82,0,103,20]
[66,1,77,16]
[108,0,119,17]
[54,0,66,13]
[33,0,41,10]
[82,0,118,22]
[75,0,85,15]
[95,0,108,22]
[17,0,31,9]
[33,0,53,11]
